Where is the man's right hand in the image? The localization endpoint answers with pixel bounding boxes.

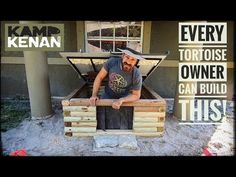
[89,96,99,106]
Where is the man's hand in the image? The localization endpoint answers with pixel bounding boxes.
[112,98,124,110]
[89,96,99,106]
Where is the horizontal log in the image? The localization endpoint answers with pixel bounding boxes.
[71,122,97,127]
[62,100,70,106]
[134,117,159,122]
[63,106,96,112]
[71,132,96,137]
[134,106,159,112]
[64,116,96,122]
[134,132,163,137]
[64,127,96,133]
[69,98,166,107]
[158,107,166,112]
[134,112,165,117]
[70,112,96,117]
[159,117,165,122]
[64,122,72,127]
[73,130,133,136]
[71,131,163,137]
[157,127,164,132]
[133,127,159,132]
[133,122,164,127]
[63,111,70,117]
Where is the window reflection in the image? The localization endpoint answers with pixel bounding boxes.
[101,41,113,52]
[87,21,100,39]
[87,40,100,52]
[115,25,127,37]
[115,41,127,52]
[101,22,113,37]
[129,26,141,38]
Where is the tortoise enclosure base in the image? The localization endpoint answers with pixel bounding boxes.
[62,83,166,137]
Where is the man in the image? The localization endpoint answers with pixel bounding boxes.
[89,47,144,129]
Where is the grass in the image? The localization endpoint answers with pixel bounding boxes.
[1,99,30,132]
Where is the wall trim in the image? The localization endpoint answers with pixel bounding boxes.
[143,21,152,53]
[158,60,234,68]
[1,57,234,68]
[1,57,69,65]
[76,21,85,52]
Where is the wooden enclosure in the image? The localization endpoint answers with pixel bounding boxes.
[60,52,168,137]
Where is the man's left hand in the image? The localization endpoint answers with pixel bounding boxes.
[112,98,124,110]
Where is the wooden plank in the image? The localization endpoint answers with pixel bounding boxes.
[133,127,158,132]
[63,111,70,117]
[135,106,166,112]
[64,127,96,133]
[73,130,133,136]
[134,106,159,112]
[159,117,165,122]
[158,107,166,112]
[64,122,72,127]
[70,112,96,117]
[157,127,164,132]
[134,132,163,137]
[62,100,70,106]
[71,131,163,137]
[133,117,158,122]
[71,122,97,127]
[64,116,96,122]
[71,132,96,136]
[133,122,164,127]
[134,112,165,117]
[63,106,96,112]
[69,98,166,107]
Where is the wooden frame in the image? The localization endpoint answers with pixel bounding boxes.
[60,52,168,137]
[62,82,166,137]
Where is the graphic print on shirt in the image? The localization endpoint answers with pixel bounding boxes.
[109,72,127,94]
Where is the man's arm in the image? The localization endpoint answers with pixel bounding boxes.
[89,67,108,106]
[112,89,141,109]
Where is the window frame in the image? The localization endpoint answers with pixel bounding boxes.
[85,21,144,53]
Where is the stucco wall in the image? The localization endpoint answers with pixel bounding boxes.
[1,64,83,97]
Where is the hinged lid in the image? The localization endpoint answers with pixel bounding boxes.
[60,52,169,82]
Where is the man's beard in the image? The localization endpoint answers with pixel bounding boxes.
[122,62,134,72]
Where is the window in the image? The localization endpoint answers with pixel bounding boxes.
[85,21,143,53]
